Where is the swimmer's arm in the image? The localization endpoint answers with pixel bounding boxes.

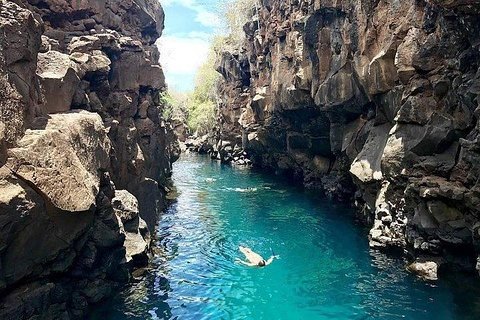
[265,255,280,266]
[235,258,256,267]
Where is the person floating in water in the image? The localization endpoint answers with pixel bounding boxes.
[235,246,279,267]
[233,187,258,193]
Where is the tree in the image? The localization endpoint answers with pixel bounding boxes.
[218,0,258,47]
[163,0,258,136]
[186,45,220,136]
[160,90,189,122]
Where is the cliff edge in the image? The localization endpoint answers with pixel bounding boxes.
[216,0,480,279]
[0,0,179,318]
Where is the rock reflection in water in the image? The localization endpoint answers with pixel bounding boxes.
[90,154,480,320]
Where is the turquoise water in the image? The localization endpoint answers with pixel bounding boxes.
[91,154,480,320]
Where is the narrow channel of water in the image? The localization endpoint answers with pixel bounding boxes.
[91,153,480,319]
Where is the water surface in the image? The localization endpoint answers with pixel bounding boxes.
[91,154,480,319]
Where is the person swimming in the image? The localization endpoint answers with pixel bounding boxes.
[235,246,279,267]
[233,187,258,193]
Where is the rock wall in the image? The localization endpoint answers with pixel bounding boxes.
[0,0,179,318]
[216,0,480,278]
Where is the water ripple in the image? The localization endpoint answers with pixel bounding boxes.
[89,154,480,320]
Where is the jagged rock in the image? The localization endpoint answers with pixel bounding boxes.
[0,0,175,318]
[0,165,93,291]
[110,51,165,91]
[70,51,111,78]
[0,1,42,145]
[427,201,463,223]
[407,260,440,281]
[68,34,118,54]
[91,215,124,249]
[112,188,152,265]
[350,123,391,183]
[36,51,80,114]
[214,0,480,276]
[0,122,5,165]
[113,190,141,232]
[21,0,164,46]
[6,111,110,212]
[136,178,164,232]
[124,231,148,265]
[172,119,189,142]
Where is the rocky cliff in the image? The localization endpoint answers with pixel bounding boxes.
[216,0,480,279]
[0,0,179,318]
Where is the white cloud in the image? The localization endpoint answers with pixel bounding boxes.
[157,33,211,91]
[186,31,211,40]
[161,0,221,28]
[157,0,222,91]
[195,10,221,28]
[158,35,210,75]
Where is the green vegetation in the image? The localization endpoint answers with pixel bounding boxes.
[161,47,220,136]
[160,91,188,122]
[162,0,258,136]
[187,44,220,135]
[220,0,258,48]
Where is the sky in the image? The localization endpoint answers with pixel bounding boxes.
[158,0,223,92]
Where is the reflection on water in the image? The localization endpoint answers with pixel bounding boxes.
[90,154,480,320]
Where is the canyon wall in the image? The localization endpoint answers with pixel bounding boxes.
[216,0,480,278]
[0,0,179,318]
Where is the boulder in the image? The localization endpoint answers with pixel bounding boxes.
[36,51,80,114]
[250,94,266,120]
[395,28,423,83]
[70,51,111,78]
[112,190,149,265]
[113,190,140,232]
[6,111,111,212]
[124,231,148,265]
[0,167,94,289]
[407,260,440,281]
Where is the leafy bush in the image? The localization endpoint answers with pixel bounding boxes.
[218,0,258,48]
[185,44,221,136]
[160,91,189,122]
[187,100,217,135]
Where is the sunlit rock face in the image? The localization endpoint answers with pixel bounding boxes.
[0,0,178,318]
[216,0,480,276]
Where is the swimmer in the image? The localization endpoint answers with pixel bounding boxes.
[234,187,258,193]
[235,246,279,267]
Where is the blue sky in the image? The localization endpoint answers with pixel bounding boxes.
[158,0,222,92]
